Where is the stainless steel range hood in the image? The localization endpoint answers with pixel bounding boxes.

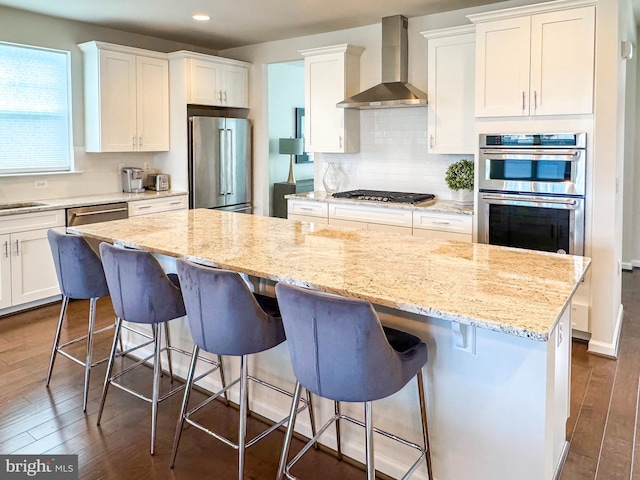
[337,15,427,109]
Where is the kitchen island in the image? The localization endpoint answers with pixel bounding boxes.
[68,209,590,480]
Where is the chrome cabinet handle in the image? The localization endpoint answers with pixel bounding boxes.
[139,136,143,148]
[133,136,137,148]
[300,207,313,211]
[15,239,19,256]
[170,201,182,206]
[223,91,228,103]
[339,136,343,149]
[534,91,538,111]
[218,90,223,103]
[429,135,434,149]
[138,205,152,210]
[432,221,451,225]
[522,91,525,111]
[4,241,7,258]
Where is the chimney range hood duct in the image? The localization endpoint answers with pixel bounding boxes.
[337,15,427,109]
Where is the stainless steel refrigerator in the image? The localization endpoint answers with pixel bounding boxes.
[188,116,252,212]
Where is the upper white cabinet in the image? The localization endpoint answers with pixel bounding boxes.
[299,44,364,153]
[421,26,476,154]
[79,42,170,152]
[468,2,595,117]
[169,52,249,108]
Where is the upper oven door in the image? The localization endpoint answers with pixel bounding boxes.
[479,148,585,196]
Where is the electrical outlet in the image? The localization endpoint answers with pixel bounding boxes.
[34,180,47,189]
[342,163,352,175]
[143,162,151,170]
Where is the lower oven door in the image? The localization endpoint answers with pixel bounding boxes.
[477,192,584,255]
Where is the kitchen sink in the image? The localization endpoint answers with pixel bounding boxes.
[0,202,46,210]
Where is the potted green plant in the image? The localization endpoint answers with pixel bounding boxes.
[445,159,474,206]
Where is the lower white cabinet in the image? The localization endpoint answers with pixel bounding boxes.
[287,199,472,240]
[412,211,473,242]
[128,195,187,216]
[0,210,65,311]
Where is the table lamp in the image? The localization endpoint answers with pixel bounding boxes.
[279,137,304,184]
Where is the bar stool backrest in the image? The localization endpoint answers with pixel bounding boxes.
[47,229,109,300]
[275,283,426,402]
[99,243,185,324]
[176,259,285,355]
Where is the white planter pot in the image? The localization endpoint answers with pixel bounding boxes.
[451,189,474,206]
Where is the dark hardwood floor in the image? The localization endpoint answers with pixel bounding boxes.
[1,271,639,479]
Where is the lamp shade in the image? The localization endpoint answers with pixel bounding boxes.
[279,137,304,156]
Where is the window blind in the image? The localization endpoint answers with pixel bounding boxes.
[0,42,72,174]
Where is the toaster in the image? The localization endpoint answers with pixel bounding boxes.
[147,173,170,191]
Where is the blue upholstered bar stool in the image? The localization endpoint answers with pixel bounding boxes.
[170,259,316,480]
[46,230,112,412]
[97,243,225,455]
[275,283,432,480]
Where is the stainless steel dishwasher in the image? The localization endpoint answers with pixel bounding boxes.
[66,202,129,254]
[66,202,129,227]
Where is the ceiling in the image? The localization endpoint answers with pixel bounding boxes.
[0,0,509,51]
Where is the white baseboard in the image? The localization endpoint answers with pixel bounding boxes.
[588,304,623,358]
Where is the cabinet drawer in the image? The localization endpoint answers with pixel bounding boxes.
[128,196,187,216]
[329,204,412,228]
[288,200,328,219]
[412,211,472,234]
[0,209,65,235]
[288,214,329,225]
[412,228,472,242]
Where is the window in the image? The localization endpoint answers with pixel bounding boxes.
[0,42,73,174]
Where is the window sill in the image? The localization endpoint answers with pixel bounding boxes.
[0,170,83,178]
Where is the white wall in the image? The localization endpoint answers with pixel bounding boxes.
[267,61,313,215]
[0,5,217,201]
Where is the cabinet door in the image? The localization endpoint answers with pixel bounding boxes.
[128,195,188,216]
[428,33,476,154]
[136,56,169,151]
[305,53,345,153]
[189,59,222,105]
[475,17,531,117]
[0,234,11,309]
[11,227,63,305]
[530,6,595,116]
[288,214,329,225]
[99,50,137,151]
[222,65,249,108]
[328,218,367,230]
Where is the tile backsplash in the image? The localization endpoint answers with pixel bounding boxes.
[317,108,473,200]
[0,148,152,203]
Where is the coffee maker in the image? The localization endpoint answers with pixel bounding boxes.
[121,167,145,193]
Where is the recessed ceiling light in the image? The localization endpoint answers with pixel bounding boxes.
[192,14,210,21]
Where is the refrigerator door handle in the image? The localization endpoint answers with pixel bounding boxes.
[226,129,234,195]
[219,128,226,195]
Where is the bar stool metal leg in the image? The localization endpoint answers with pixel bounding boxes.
[238,355,249,480]
[46,296,69,387]
[150,323,163,455]
[306,391,318,449]
[364,401,375,480]
[164,321,174,383]
[218,354,229,406]
[170,344,200,468]
[417,371,433,479]
[82,297,98,411]
[277,381,303,480]
[97,317,123,425]
[335,401,343,460]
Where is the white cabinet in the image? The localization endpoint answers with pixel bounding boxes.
[287,199,329,224]
[469,3,595,117]
[421,26,476,154]
[328,203,413,234]
[79,41,170,152]
[412,211,473,242]
[0,210,65,311]
[128,195,188,217]
[186,55,249,108]
[299,44,364,153]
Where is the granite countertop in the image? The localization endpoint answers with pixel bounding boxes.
[0,190,188,216]
[68,209,590,341]
[286,191,473,215]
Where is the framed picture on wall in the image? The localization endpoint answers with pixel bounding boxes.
[295,107,312,163]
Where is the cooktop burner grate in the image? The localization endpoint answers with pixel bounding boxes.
[332,190,435,204]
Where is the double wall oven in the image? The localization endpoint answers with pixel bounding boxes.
[477,133,586,255]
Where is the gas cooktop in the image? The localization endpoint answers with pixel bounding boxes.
[332,190,436,204]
